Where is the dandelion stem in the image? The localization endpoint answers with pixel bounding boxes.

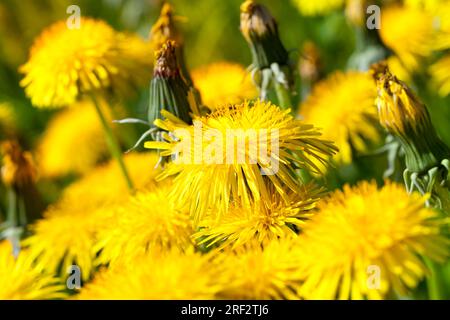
[90,95,134,191]
[7,188,17,228]
[274,79,292,110]
[6,187,22,256]
[425,257,446,300]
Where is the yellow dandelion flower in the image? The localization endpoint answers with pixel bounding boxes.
[299,71,381,167]
[434,1,450,50]
[95,185,193,267]
[297,181,449,300]
[23,207,110,282]
[291,0,345,16]
[379,5,435,71]
[22,153,161,280]
[405,0,445,12]
[0,241,65,300]
[145,100,337,224]
[214,239,302,299]
[59,152,161,208]
[191,62,257,111]
[194,183,323,250]
[77,248,221,300]
[430,54,450,96]
[20,18,152,108]
[37,99,119,177]
[386,56,411,84]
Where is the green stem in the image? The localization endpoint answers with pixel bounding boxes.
[6,187,21,256]
[91,95,134,191]
[425,257,446,300]
[7,187,17,227]
[274,79,292,111]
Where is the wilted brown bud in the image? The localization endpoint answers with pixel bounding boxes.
[1,140,37,189]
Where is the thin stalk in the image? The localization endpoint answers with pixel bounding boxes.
[90,95,134,191]
[274,79,292,111]
[425,257,446,300]
[6,187,21,256]
[7,188,17,228]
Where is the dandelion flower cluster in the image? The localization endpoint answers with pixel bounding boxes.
[95,185,194,266]
[77,248,221,300]
[146,100,337,223]
[297,181,449,300]
[194,183,324,250]
[214,240,302,299]
[299,71,381,167]
[0,241,65,300]
[37,99,119,177]
[20,18,152,108]
[23,153,161,279]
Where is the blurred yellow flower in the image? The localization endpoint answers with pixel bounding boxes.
[77,248,221,299]
[20,18,152,108]
[430,54,450,96]
[379,5,435,71]
[434,1,450,50]
[405,0,445,12]
[192,62,257,111]
[299,71,381,168]
[386,56,411,83]
[297,181,449,299]
[0,241,65,299]
[60,152,161,208]
[214,240,302,299]
[145,101,337,224]
[194,183,323,250]
[0,102,16,135]
[37,99,119,177]
[95,185,194,267]
[22,153,161,280]
[291,0,345,16]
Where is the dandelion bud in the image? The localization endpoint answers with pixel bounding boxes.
[148,40,193,126]
[240,0,289,69]
[299,41,321,84]
[149,2,194,87]
[149,3,183,51]
[372,63,450,173]
[1,140,37,190]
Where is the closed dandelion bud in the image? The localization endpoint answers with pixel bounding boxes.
[149,3,194,87]
[372,63,450,174]
[148,40,193,126]
[1,140,37,190]
[299,41,322,85]
[240,0,289,70]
